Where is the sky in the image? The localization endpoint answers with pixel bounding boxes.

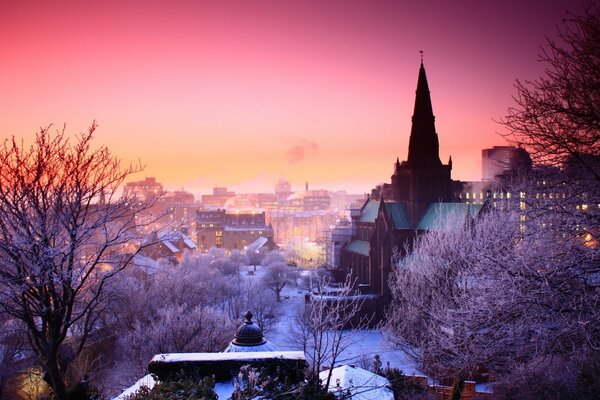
[0,0,580,195]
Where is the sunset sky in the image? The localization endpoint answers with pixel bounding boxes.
[0,0,579,195]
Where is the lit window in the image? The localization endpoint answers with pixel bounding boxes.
[520,201,526,211]
[520,215,526,221]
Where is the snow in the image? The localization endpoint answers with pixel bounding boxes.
[162,240,179,253]
[260,266,423,376]
[183,238,197,249]
[319,365,394,400]
[150,350,305,363]
[112,374,156,400]
[114,264,425,399]
[214,382,235,399]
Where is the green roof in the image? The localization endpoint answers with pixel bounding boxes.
[358,199,380,223]
[417,203,483,230]
[384,202,410,229]
[345,240,370,256]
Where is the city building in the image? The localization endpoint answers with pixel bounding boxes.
[274,177,293,201]
[143,229,197,262]
[123,177,165,201]
[482,145,532,181]
[201,187,236,209]
[325,218,355,269]
[302,189,331,211]
[196,209,275,251]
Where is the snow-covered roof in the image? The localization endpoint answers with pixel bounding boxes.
[113,374,156,400]
[183,237,197,249]
[151,350,305,363]
[157,230,197,254]
[319,365,394,400]
[245,236,269,253]
[162,240,179,253]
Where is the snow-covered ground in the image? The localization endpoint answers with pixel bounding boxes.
[240,264,423,376]
[110,264,425,399]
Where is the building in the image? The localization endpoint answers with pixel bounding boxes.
[326,218,355,269]
[274,177,293,201]
[340,62,482,319]
[201,187,236,209]
[123,177,165,201]
[143,229,197,262]
[302,189,331,211]
[196,209,274,251]
[482,145,532,181]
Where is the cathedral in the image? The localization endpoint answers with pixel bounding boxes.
[339,61,481,319]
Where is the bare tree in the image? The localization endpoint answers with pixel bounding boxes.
[292,274,372,390]
[0,124,150,400]
[500,4,600,178]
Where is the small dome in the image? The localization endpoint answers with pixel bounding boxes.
[222,311,278,353]
[233,311,265,346]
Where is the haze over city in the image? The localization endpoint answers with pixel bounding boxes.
[0,0,577,194]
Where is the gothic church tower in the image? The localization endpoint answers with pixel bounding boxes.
[390,61,453,225]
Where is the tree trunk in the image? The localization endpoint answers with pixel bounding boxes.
[44,352,68,400]
[450,377,465,400]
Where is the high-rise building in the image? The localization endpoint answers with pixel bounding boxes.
[482,146,516,181]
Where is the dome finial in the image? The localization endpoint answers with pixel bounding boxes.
[244,310,253,323]
[419,49,424,66]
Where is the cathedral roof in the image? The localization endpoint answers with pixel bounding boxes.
[358,199,380,223]
[345,239,370,256]
[407,62,442,167]
[416,203,483,230]
[383,202,410,229]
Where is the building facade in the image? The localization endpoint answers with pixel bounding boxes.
[196,209,274,251]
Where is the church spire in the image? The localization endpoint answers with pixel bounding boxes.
[407,60,442,166]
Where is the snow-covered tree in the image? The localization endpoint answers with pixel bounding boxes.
[385,207,600,393]
[262,261,299,302]
[122,304,234,368]
[0,124,150,400]
[261,250,287,267]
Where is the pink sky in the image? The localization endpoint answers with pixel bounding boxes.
[0,0,577,194]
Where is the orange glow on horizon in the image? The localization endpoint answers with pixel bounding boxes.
[0,0,577,195]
